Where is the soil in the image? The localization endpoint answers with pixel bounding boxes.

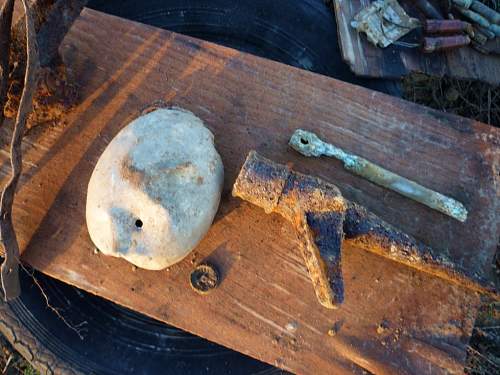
[3,58,78,133]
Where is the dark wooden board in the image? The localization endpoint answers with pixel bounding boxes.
[1,8,499,374]
[333,0,500,85]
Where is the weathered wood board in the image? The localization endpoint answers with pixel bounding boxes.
[1,8,499,374]
[332,0,500,85]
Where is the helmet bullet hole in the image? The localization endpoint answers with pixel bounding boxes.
[135,219,143,228]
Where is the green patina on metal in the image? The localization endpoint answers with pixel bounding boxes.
[289,129,468,222]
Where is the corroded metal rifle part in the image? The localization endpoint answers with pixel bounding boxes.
[289,129,468,222]
[232,152,495,309]
[233,151,346,309]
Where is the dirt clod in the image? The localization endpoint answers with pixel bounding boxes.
[4,61,78,133]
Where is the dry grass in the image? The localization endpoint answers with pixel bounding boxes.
[465,300,500,374]
[400,5,500,371]
[403,73,500,127]
[403,71,499,374]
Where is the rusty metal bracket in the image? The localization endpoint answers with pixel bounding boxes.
[233,151,495,309]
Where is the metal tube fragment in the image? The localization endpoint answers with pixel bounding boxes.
[423,35,471,53]
[415,0,444,19]
[453,0,500,24]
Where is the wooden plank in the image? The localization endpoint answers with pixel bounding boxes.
[1,8,499,374]
[333,0,500,85]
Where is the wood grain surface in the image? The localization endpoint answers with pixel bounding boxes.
[1,8,499,374]
[333,0,500,85]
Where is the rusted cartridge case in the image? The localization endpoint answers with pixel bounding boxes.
[470,1,500,24]
[490,23,500,36]
[415,0,443,19]
[457,7,491,28]
[476,25,496,39]
[423,35,471,53]
[470,29,489,45]
[423,19,473,34]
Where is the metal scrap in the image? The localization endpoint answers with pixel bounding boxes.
[454,0,500,24]
[0,0,14,129]
[0,0,39,301]
[423,34,471,52]
[232,152,494,309]
[351,0,420,48]
[0,0,86,300]
[423,19,473,35]
[289,129,468,222]
[453,0,500,37]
